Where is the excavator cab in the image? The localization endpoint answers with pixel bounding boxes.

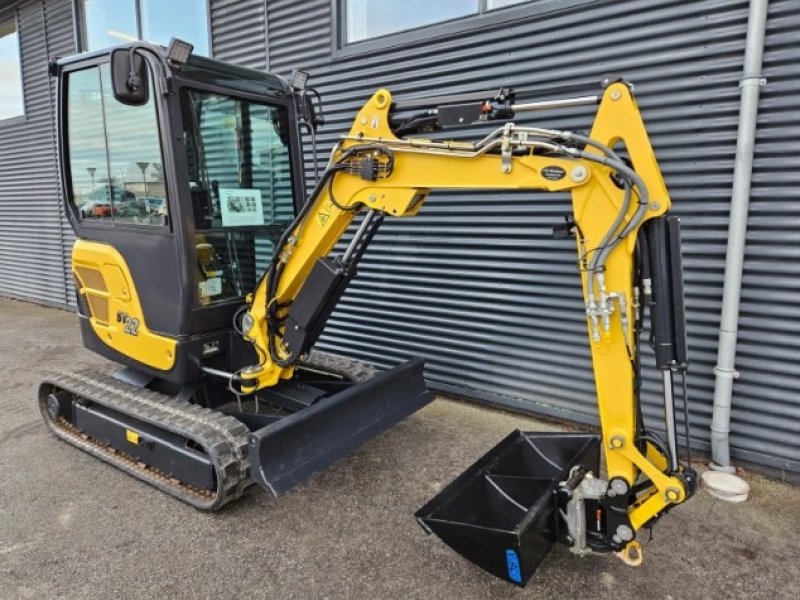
[58,43,304,381]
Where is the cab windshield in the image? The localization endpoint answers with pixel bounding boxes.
[181,89,296,304]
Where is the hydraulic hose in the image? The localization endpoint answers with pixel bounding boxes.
[574,149,650,275]
[263,144,395,365]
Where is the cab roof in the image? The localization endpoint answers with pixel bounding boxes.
[56,42,289,99]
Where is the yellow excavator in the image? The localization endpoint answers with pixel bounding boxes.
[41,39,695,586]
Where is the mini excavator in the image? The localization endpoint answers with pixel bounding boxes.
[42,40,695,586]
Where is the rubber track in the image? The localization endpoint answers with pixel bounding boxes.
[38,354,379,509]
[38,369,251,511]
[303,350,377,383]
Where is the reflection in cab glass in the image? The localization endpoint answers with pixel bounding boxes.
[181,90,295,305]
[67,63,168,227]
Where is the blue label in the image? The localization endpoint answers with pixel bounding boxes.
[505,549,522,583]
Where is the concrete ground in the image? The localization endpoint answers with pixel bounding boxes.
[1,297,799,600]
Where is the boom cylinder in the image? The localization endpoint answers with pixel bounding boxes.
[644,216,688,472]
[644,216,688,369]
[281,209,382,362]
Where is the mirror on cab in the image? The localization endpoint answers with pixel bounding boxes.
[110,48,149,106]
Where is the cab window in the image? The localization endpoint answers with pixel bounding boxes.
[180,89,295,304]
[66,63,168,227]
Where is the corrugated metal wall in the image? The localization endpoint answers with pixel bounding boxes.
[734,3,800,472]
[232,0,799,476]
[210,0,267,70]
[0,0,75,307]
[0,0,795,476]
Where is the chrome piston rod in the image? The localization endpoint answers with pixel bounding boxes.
[343,209,378,264]
[201,366,236,380]
[662,369,680,472]
[513,95,599,112]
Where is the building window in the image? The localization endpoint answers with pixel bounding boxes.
[345,1,477,43]
[79,0,209,56]
[342,0,539,43]
[140,0,210,57]
[486,0,531,8]
[0,16,24,120]
[66,64,168,227]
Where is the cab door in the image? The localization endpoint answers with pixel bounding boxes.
[61,58,186,372]
[177,87,297,335]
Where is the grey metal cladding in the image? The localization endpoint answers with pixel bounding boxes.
[209,0,267,69]
[0,0,75,307]
[45,0,78,306]
[730,1,800,473]
[244,0,800,475]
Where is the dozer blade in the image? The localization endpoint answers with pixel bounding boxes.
[416,431,600,587]
[249,358,433,496]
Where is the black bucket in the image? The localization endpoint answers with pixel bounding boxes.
[415,431,600,587]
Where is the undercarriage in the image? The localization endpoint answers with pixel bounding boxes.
[40,352,431,509]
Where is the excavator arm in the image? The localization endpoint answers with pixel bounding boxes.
[238,79,693,557]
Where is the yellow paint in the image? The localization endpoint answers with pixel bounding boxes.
[236,83,686,530]
[72,239,177,371]
[125,429,140,445]
[616,540,643,567]
[645,440,669,473]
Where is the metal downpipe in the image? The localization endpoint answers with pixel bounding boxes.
[710,0,769,471]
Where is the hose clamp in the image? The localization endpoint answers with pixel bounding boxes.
[739,76,766,88]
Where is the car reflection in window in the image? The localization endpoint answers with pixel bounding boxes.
[67,63,169,228]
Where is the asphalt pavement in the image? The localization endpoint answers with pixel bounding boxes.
[1,297,798,599]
